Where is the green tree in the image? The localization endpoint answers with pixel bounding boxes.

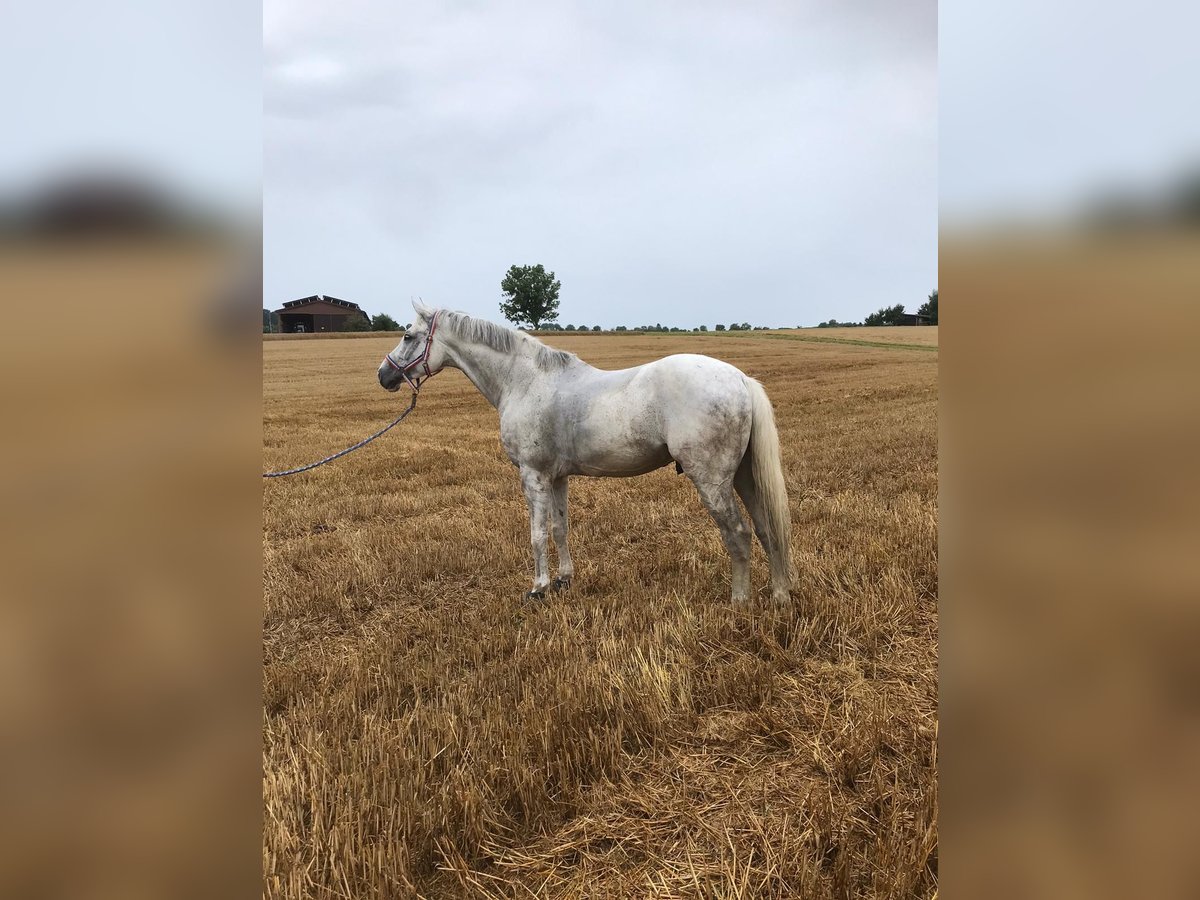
[371,313,401,331]
[699,325,708,331]
[615,325,628,331]
[714,323,725,331]
[339,313,372,332]
[918,289,938,324]
[500,264,561,330]
[565,324,576,331]
[592,325,601,332]
[864,303,907,327]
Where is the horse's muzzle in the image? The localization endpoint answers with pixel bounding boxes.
[379,368,404,392]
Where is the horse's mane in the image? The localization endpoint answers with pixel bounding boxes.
[438,310,577,371]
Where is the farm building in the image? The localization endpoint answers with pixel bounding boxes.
[898,312,933,326]
[275,295,370,333]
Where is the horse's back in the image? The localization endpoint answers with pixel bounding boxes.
[642,353,753,417]
[646,353,748,384]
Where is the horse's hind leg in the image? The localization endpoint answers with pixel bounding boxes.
[734,456,789,602]
[549,476,573,591]
[734,457,771,553]
[688,476,753,604]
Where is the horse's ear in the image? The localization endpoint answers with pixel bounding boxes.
[411,298,433,320]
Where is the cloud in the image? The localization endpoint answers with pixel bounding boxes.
[265,0,937,327]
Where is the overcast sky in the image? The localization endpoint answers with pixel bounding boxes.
[265,0,936,328]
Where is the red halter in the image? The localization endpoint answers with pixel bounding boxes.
[383,311,441,391]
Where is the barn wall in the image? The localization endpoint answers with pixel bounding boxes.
[313,314,345,332]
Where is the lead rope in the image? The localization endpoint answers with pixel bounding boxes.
[262,389,418,478]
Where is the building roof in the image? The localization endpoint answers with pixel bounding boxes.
[280,294,363,311]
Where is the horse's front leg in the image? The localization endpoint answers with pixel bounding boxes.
[519,467,553,599]
[550,476,573,591]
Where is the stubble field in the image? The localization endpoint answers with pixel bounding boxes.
[263,328,938,898]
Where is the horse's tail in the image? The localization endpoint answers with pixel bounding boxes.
[745,377,793,590]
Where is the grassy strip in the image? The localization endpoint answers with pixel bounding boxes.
[700,331,938,352]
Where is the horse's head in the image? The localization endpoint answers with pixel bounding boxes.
[378,300,446,392]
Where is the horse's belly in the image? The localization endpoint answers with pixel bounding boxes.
[563,387,674,476]
[573,443,672,477]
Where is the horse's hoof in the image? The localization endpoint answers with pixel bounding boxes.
[524,590,547,602]
[551,576,572,592]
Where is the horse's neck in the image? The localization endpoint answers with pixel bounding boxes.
[442,333,537,409]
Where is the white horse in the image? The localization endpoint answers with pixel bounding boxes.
[379,301,792,605]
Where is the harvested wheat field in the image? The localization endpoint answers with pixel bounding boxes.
[263,328,938,899]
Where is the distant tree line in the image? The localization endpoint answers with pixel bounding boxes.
[820,289,938,328]
[337,313,403,332]
[860,290,937,327]
[265,284,938,335]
